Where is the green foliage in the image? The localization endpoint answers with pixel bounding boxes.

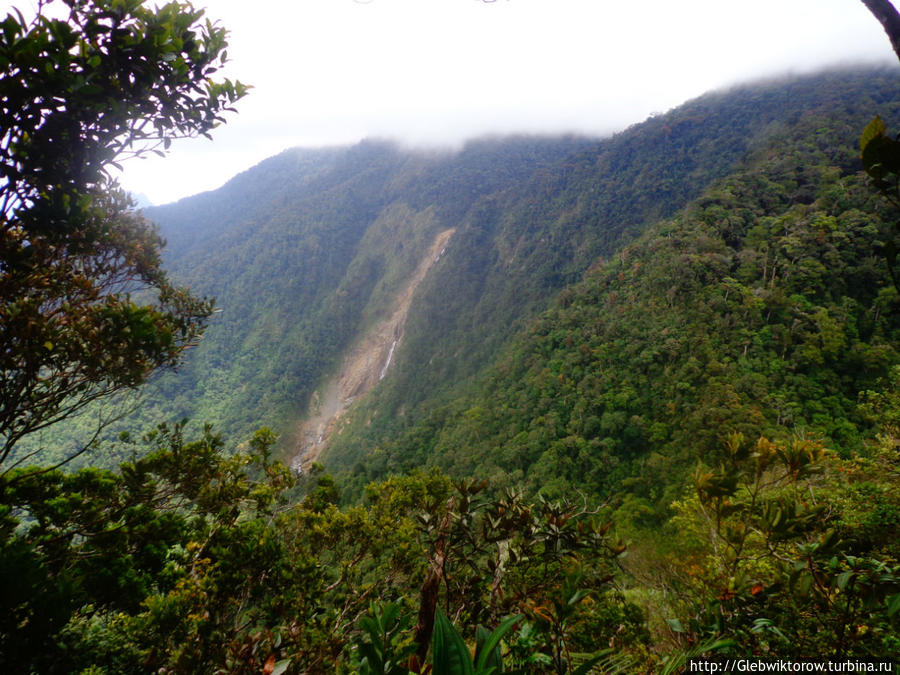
[431,609,522,675]
[0,421,294,672]
[0,0,246,203]
[0,427,637,673]
[0,0,246,467]
[353,602,417,675]
[659,428,900,658]
[432,609,477,675]
[332,97,900,512]
[474,615,520,674]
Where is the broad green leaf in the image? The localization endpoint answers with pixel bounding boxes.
[860,115,886,153]
[272,660,291,675]
[836,570,854,591]
[473,613,522,672]
[433,609,475,675]
[886,593,900,617]
[474,625,498,673]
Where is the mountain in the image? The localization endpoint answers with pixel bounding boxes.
[331,111,900,504]
[144,67,900,470]
[31,67,900,478]
[143,136,597,448]
[12,66,900,668]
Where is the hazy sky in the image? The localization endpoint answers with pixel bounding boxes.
[112,0,899,205]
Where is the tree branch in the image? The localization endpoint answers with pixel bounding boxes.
[861,0,900,63]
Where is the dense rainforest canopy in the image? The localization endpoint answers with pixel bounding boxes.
[38,68,900,466]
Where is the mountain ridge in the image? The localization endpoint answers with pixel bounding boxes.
[32,66,900,474]
[11,62,900,669]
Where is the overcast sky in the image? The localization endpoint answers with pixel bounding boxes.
[113,0,899,205]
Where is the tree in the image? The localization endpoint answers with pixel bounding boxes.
[658,431,900,659]
[0,0,247,469]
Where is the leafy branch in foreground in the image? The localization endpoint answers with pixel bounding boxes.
[0,0,247,467]
[662,431,900,658]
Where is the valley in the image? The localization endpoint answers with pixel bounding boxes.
[136,68,900,469]
[8,64,900,670]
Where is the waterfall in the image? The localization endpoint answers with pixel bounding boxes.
[379,340,398,380]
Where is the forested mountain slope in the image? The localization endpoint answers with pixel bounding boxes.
[321,68,900,479]
[134,67,900,462]
[141,137,594,444]
[329,109,900,506]
[10,65,900,670]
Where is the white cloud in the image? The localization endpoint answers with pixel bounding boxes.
[118,0,898,204]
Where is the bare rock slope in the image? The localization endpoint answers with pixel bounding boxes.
[291,228,454,471]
